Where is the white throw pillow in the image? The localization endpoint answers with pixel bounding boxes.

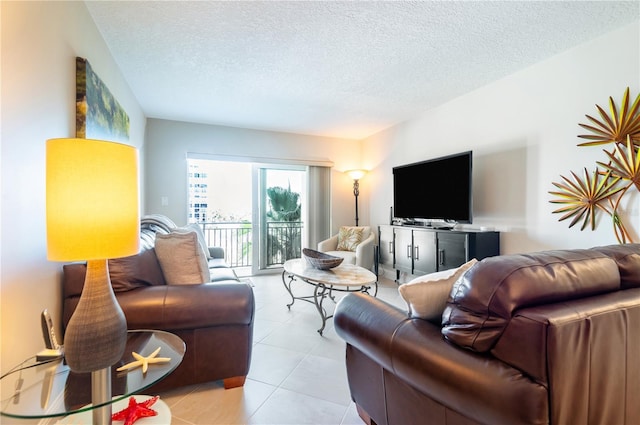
[155,230,211,285]
[399,258,478,322]
[186,223,211,259]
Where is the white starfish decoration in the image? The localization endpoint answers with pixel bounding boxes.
[116,347,171,373]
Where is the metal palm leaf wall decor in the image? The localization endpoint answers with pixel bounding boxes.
[550,88,640,243]
[577,88,640,147]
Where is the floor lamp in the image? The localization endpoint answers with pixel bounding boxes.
[346,170,367,227]
[47,138,139,424]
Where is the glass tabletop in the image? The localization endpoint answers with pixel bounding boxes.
[0,329,185,419]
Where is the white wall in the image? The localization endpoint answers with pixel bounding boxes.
[364,21,640,256]
[145,119,364,234]
[0,1,146,380]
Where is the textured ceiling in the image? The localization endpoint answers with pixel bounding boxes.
[85,1,639,140]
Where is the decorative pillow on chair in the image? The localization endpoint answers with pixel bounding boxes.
[337,226,364,251]
[155,230,211,285]
[399,258,478,322]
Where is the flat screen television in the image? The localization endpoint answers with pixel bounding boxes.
[393,151,472,224]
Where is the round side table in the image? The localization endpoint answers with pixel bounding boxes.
[0,330,184,424]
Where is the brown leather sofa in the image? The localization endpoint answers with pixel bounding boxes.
[335,244,640,425]
[62,215,254,392]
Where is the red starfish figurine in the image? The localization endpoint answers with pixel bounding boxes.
[111,396,159,425]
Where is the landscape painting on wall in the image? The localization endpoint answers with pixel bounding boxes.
[76,56,130,141]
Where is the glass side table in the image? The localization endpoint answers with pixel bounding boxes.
[0,329,185,424]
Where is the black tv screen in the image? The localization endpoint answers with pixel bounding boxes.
[393,151,472,223]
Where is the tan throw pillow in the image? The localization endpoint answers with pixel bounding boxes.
[336,226,364,251]
[399,259,478,322]
[155,230,211,285]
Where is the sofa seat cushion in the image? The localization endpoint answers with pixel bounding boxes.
[323,250,357,265]
[442,249,620,352]
[210,267,239,282]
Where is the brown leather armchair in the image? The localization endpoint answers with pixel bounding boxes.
[335,244,640,425]
[61,215,254,392]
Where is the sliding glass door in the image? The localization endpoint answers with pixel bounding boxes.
[187,156,316,275]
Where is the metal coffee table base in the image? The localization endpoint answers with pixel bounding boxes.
[281,271,376,335]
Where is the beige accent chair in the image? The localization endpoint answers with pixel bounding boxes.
[317,226,375,271]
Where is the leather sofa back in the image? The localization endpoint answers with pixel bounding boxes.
[592,243,640,289]
[442,249,620,352]
[63,214,178,300]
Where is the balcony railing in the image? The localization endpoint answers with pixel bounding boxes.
[201,222,252,267]
[199,221,303,268]
[265,221,303,267]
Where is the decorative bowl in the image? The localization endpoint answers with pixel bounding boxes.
[303,248,344,270]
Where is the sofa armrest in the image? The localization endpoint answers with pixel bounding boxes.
[114,283,254,331]
[335,293,406,370]
[334,293,547,425]
[318,235,339,252]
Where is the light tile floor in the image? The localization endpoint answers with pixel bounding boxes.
[161,270,406,425]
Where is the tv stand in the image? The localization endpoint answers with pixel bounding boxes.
[425,222,456,230]
[393,219,457,230]
[378,225,500,280]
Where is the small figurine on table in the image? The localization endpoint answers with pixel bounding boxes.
[111,396,158,425]
[116,347,170,374]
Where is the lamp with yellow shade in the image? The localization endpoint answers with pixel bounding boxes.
[345,169,367,226]
[46,138,139,422]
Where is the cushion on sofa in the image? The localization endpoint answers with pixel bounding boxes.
[186,223,212,260]
[337,226,364,251]
[109,248,166,292]
[442,249,620,352]
[399,259,477,322]
[155,230,211,285]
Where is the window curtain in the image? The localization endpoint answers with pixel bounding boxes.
[307,165,331,250]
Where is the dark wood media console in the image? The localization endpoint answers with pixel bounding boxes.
[378,224,500,280]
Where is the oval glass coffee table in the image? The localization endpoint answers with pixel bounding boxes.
[282,258,378,335]
[0,329,184,424]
